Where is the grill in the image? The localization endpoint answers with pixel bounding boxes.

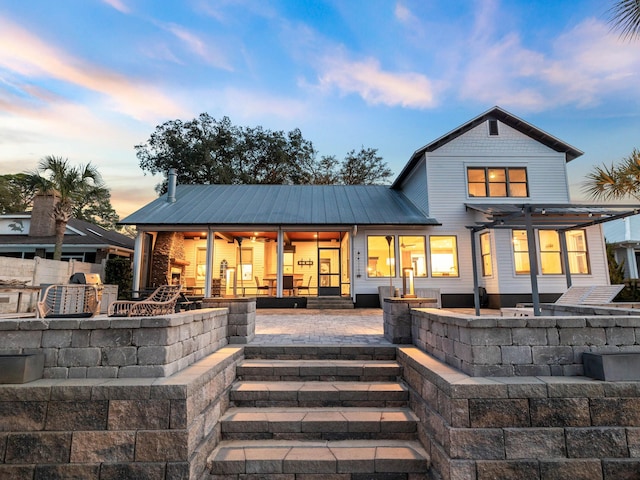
[69,273,102,286]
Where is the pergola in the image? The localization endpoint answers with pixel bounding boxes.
[466,203,640,316]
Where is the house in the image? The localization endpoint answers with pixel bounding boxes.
[0,192,134,263]
[120,107,636,309]
[604,214,640,279]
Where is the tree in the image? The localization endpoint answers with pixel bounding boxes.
[136,114,317,193]
[583,148,640,201]
[339,147,393,185]
[137,114,394,190]
[71,184,120,229]
[29,156,105,260]
[0,174,37,214]
[609,0,640,40]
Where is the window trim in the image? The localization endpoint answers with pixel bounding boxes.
[467,166,529,198]
[429,235,459,278]
[480,232,493,277]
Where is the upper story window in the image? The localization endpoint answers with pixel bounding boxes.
[467,167,528,198]
[488,119,499,136]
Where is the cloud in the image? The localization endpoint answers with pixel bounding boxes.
[317,55,438,108]
[0,17,185,122]
[101,0,130,14]
[161,23,233,70]
[458,10,640,111]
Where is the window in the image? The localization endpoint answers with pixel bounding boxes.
[399,236,427,277]
[480,233,492,276]
[566,230,590,274]
[196,247,207,279]
[467,167,528,198]
[513,229,591,276]
[430,236,459,277]
[367,236,395,277]
[539,230,562,274]
[488,119,499,136]
[512,230,530,274]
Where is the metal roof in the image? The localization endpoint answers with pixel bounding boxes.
[120,184,438,227]
[392,106,584,189]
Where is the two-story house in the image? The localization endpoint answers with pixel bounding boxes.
[120,107,635,309]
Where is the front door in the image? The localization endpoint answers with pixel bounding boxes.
[318,247,340,296]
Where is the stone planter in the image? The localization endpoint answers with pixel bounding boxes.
[0,353,44,383]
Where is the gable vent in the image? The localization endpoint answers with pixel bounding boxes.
[488,119,499,136]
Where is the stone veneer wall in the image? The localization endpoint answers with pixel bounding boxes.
[202,297,256,344]
[0,309,228,378]
[398,345,640,480]
[411,308,640,377]
[383,297,439,344]
[0,346,243,480]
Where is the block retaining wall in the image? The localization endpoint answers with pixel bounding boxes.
[412,308,640,377]
[398,345,640,480]
[0,345,243,480]
[0,308,229,379]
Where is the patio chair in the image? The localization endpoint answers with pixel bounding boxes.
[283,275,295,296]
[37,284,101,318]
[414,288,442,308]
[296,276,312,295]
[501,284,625,316]
[255,276,269,295]
[108,284,182,317]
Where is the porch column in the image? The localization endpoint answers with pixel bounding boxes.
[524,207,541,316]
[276,228,284,297]
[204,228,214,297]
[469,227,481,316]
[626,246,638,279]
[131,229,144,298]
[559,230,572,288]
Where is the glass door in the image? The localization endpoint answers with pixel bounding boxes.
[318,247,341,296]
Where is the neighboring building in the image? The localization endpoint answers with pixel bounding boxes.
[604,214,640,279]
[120,107,635,308]
[0,192,134,263]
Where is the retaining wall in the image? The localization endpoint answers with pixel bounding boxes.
[0,309,229,378]
[398,345,640,480]
[0,346,243,480]
[411,308,640,377]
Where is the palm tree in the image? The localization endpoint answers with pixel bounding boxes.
[29,156,104,260]
[583,148,640,202]
[609,0,640,40]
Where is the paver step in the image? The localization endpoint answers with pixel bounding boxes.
[221,407,418,441]
[243,344,397,360]
[237,359,401,381]
[306,297,355,309]
[230,381,409,407]
[207,439,429,478]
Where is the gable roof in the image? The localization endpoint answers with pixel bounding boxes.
[391,106,583,189]
[0,215,134,250]
[120,184,438,227]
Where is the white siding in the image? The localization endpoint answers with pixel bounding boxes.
[397,157,429,214]
[492,225,609,295]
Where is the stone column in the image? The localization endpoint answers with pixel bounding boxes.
[202,297,256,344]
[383,297,437,344]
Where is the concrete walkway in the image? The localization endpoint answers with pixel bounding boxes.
[253,308,389,345]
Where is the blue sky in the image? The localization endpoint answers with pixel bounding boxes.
[0,0,638,217]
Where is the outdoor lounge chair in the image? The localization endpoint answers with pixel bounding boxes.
[255,276,269,295]
[501,284,625,316]
[37,284,101,318]
[108,284,182,317]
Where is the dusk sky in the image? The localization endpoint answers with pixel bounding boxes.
[0,0,638,218]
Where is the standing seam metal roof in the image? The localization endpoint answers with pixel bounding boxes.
[120,184,438,226]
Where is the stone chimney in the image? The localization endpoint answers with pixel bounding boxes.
[29,191,59,237]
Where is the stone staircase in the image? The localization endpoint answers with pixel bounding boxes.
[207,345,430,479]
[306,296,355,309]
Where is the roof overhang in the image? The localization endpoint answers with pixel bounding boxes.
[465,203,640,232]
